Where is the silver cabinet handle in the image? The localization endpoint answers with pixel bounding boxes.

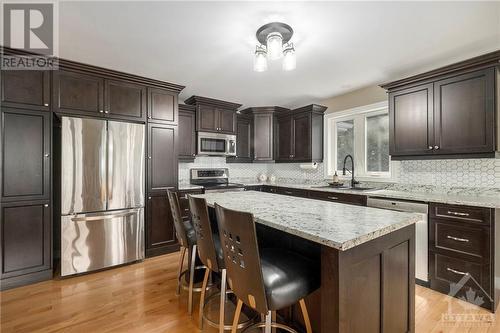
[148,156,152,159]
[428,146,433,150]
[99,110,104,113]
[44,153,50,157]
[148,116,152,119]
[192,153,196,157]
[284,191,293,195]
[447,267,468,276]
[447,235,469,243]
[148,196,152,200]
[44,204,49,207]
[328,196,339,200]
[434,145,440,150]
[44,103,49,107]
[447,211,470,217]
[104,110,109,114]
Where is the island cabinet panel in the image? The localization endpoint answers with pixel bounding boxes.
[433,68,495,155]
[1,108,51,202]
[0,201,52,290]
[146,194,178,257]
[105,80,146,121]
[178,104,197,161]
[428,203,497,311]
[227,114,253,163]
[389,83,434,157]
[321,224,415,333]
[54,70,104,116]
[177,188,204,221]
[147,123,178,193]
[147,87,178,125]
[1,70,51,111]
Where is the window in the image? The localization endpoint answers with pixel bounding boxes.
[325,102,391,179]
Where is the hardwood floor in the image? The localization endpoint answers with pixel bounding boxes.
[1,252,499,333]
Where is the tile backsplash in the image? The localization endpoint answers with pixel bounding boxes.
[179,157,500,189]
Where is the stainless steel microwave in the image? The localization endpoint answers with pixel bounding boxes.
[197,132,236,156]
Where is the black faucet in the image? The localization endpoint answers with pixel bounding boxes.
[342,154,359,188]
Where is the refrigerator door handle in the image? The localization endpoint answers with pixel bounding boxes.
[70,210,138,222]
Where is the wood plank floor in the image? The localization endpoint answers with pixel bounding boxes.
[1,252,499,333]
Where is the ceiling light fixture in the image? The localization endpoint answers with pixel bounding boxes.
[254,22,295,72]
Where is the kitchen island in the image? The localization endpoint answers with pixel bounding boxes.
[194,191,420,333]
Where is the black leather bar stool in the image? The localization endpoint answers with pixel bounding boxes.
[189,196,254,332]
[215,203,319,333]
[167,189,205,315]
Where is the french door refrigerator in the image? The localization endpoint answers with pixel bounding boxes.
[60,116,145,276]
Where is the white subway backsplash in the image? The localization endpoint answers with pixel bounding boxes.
[179,157,500,190]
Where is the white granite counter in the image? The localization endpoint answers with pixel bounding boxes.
[241,182,500,208]
[178,184,204,191]
[193,191,419,251]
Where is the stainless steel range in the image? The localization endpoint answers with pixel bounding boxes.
[190,168,245,193]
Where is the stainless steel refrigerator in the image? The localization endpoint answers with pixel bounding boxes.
[60,116,145,276]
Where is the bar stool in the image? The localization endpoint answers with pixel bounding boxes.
[215,203,320,333]
[167,189,205,315]
[189,196,255,332]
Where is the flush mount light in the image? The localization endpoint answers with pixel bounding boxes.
[254,22,296,72]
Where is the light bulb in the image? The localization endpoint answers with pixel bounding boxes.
[266,32,283,60]
[253,46,268,72]
[282,43,296,71]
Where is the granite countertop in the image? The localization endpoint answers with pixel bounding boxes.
[241,182,500,208]
[178,184,204,191]
[193,191,420,251]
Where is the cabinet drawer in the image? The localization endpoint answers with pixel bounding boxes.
[430,203,491,224]
[431,220,489,259]
[431,252,490,294]
[275,187,309,198]
[308,191,367,206]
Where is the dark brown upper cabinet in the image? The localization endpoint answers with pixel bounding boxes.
[239,107,288,162]
[227,113,253,163]
[382,51,500,159]
[389,83,434,157]
[0,201,52,283]
[1,70,51,111]
[433,69,495,155]
[105,80,146,121]
[147,123,178,194]
[54,70,104,116]
[178,104,196,161]
[148,87,178,125]
[275,104,327,163]
[1,108,51,202]
[185,95,241,135]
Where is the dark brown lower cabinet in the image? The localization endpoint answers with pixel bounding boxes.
[429,203,499,311]
[146,194,179,257]
[0,201,52,290]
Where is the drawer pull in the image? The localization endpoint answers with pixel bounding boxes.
[284,191,293,195]
[446,235,469,243]
[328,196,339,200]
[447,211,470,217]
[447,267,469,276]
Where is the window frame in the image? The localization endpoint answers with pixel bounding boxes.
[324,101,393,181]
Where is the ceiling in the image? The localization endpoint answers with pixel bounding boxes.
[58,1,500,108]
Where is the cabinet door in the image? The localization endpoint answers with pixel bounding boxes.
[54,70,104,115]
[1,70,50,110]
[197,105,218,132]
[253,113,274,161]
[105,80,146,121]
[1,108,50,202]
[1,201,51,279]
[389,83,434,156]
[434,68,495,155]
[292,112,312,161]
[148,88,178,124]
[276,115,292,161]
[218,108,236,134]
[146,195,178,255]
[228,115,252,162]
[178,110,196,160]
[147,123,178,193]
